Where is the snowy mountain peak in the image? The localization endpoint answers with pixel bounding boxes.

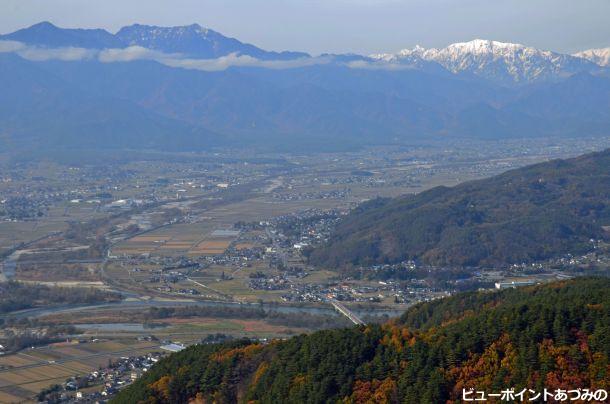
[372,39,533,62]
[574,47,610,67]
[115,23,218,45]
[447,39,522,52]
[370,39,600,84]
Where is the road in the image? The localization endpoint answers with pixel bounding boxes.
[187,277,232,300]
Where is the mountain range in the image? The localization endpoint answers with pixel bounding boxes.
[371,39,605,85]
[0,21,309,60]
[1,22,609,154]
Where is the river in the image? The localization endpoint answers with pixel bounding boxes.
[6,298,405,320]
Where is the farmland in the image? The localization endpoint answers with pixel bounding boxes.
[0,339,159,403]
[1,137,608,400]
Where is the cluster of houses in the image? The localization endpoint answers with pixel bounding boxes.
[37,352,163,403]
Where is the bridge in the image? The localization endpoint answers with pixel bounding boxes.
[329,299,366,325]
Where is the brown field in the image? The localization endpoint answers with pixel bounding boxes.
[0,355,37,368]
[0,390,24,403]
[22,350,61,361]
[61,361,94,373]
[12,368,49,381]
[158,241,196,250]
[52,346,91,357]
[129,235,170,242]
[20,378,68,393]
[112,247,155,255]
[234,242,255,250]
[83,341,127,352]
[0,371,35,384]
[236,319,302,333]
[189,239,232,255]
[113,219,244,258]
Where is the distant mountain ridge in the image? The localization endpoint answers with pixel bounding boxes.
[371,39,602,85]
[0,22,609,155]
[2,22,609,78]
[1,21,309,60]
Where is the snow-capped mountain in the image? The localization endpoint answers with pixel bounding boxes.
[3,23,607,83]
[371,39,601,84]
[574,47,610,67]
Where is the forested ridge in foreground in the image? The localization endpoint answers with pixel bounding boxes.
[310,148,610,268]
[113,277,610,403]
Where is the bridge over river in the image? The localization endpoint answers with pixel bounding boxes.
[329,299,366,325]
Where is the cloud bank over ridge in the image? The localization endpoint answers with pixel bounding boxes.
[0,40,333,71]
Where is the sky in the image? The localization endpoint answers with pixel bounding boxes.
[2,0,610,55]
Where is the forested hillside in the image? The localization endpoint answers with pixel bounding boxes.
[310,149,610,268]
[113,277,610,403]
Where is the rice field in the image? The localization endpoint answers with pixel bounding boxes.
[0,339,159,403]
[188,239,232,255]
[113,223,237,257]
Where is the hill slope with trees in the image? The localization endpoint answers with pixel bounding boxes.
[113,277,610,403]
[310,149,610,268]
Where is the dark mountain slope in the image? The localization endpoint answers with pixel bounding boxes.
[506,73,610,137]
[0,54,217,152]
[0,21,307,60]
[310,149,610,267]
[15,56,610,149]
[3,57,454,150]
[115,23,308,60]
[113,277,610,403]
[0,21,122,48]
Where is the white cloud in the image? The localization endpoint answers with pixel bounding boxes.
[0,41,331,71]
[346,59,416,70]
[0,40,26,53]
[98,46,180,63]
[161,53,330,71]
[17,45,97,61]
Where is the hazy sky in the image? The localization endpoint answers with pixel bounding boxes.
[2,0,610,55]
